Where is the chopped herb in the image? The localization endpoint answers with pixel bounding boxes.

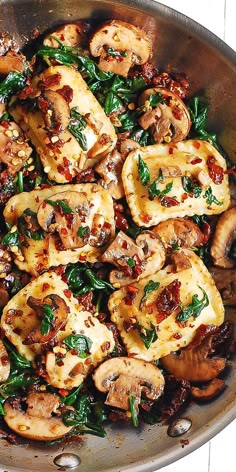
[129,396,139,427]
[64,334,92,358]
[77,226,90,240]
[68,107,88,151]
[107,47,127,57]
[17,170,24,193]
[203,187,223,206]
[182,176,202,198]
[41,304,54,335]
[2,230,21,247]
[177,286,209,322]
[45,199,75,214]
[141,280,160,304]
[137,323,158,349]
[138,154,150,186]
[126,257,135,268]
[171,242,180,251]
[19,209,45,241]
[0,71,26,102]
[148,179,173,202]
[147,169,164,199]
[148,91,164,108]
[0,396,5,416]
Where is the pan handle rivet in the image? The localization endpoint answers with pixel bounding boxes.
[53,453,81,468]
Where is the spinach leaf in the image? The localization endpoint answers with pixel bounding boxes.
[0,72,26,102]
[141,280,160,304]
[64,334,92,358]
[19,208,45,241]
[2,230,22,247]
[129,396,139,427]
[3,339,31,370]
[77,226,90,240]
[45,198,75,214]
[203,187,223,206]
[137,323,158,349]
[147,169,164,199]
[177,286,209,322]
[138,154,150,186]
[65,264,115,296]
[62,384,84,406]
[63,395,107,437]
[17,170,24,193]
[68,107,88,151]
[104,91,123,115]
[82,269,115,294]
[41,304,54,335]
[187,96,218,147]
[131,128,151,146]
[107,47,127,58]
[0,396,5,416]
[0,371,35,396]
[126,257,135,268]
[182,176,202,198]
[148,180,173,201]
[148,92,164,108]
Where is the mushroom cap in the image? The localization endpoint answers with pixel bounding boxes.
[153,217,204,249]
[138,87,191,143]
[3,393,73,441]
[210,207,236,268]
[43,22,88,49]
[191,378,225,401]
[93,356,165,402]
[161,336,226,382]
[0,339,10,382]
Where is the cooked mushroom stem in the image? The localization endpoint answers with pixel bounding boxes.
[93,357,165,411]
[3,393,73,441]
[210,207,236,268]
[161,336,226,382]
[89,20,152,77]
[191,378,225,401]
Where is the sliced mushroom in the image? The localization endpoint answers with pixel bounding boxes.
[93,357,165,411]
[38,89,70,132]
[161,336,226,382]
[102,230,166,286]
[170,251,192,272]
[210,208,236,268]
[153,217,204,249]
[119,138,141,158]
[44,22,88,48]
[0,339,10,382]
[0,122,32,174]
[23,294,69,344]
[138,87,191,143]
[89,20,152,77]
[0,50,25,75]
[37,191,90,249]
[210,266,236,305]
[95,149,125,200]
[191,378,225,401]
[4,393,73,441]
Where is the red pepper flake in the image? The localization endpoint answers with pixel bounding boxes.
[63,289,72,299]
[156,279,181,322]
[180,439,189,447]
[207,155,224,184]
[173,332,182,340]
[57,360,64,367]
[225,168,236,177]
[172,106,183,120]
[32,28,40,38]
[169,146,174,155]
[161,196,179,207]
[79,254,87,262]
[70,349,78,356]
[1,356,9,366]
[35,196,40,203]
[1,120,9,129]
[104,222,111,229]
[42,283,50,292]
[115,211,129,231]
[126,285,139,294]
[58,388,69,397]
[140,212,152,224]
[122,240,128,249]
[124,287,138,306]
[190,157,202,165]
[61,228,68,235]
[181,192,189,202]
[42,201,47,208]
[193,141,200,149]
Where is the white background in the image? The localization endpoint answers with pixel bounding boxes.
[154,2,235,472]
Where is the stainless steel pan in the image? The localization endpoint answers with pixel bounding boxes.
[0,1,235,471]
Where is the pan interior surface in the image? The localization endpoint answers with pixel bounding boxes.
[0,1,235,471]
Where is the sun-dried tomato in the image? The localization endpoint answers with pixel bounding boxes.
[115,211,129,231]
[57,85,73,103]
[161,196,179,207]
[39,73,61,89]
[207,155,224,184]
[156,279,181,322]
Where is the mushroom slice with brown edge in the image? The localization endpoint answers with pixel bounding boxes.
[95,149,125,200]
[170,250,192,272]
[3,392,73,441]
[153,217,204,249]
[93,357,165,412]
[138,87,191,143]
[43,22,88,48]
[0,50,25,76]
[89,20,152,78]
[161,335,226,382]
[136,230,166,276]
[119,139,141,158]
[210,207,236,268]
[38,90,70,132]
[0,339,10,382]
[191,378,225,401]
[23,294,69,345]
[210,266,236,305]
[37,191,90,249]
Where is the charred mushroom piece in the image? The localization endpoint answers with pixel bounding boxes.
[210,208,236,268]
[23,294,69,344]
[4,393,73,440]
[170,250,192,272]
[0,50,25,75]
[138,87,191,143]
[95,149,125,200]
[38,89,70,132]
[153,217,204,249]
[43,22,88,48]
[93,357,165,411]
[89,20,152,77]
[0,339,10,382]
[191,378,225,401]
[37,191,90,249]
[0,122,32,174]
[210,266,236,305]
[161,335,226,382]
